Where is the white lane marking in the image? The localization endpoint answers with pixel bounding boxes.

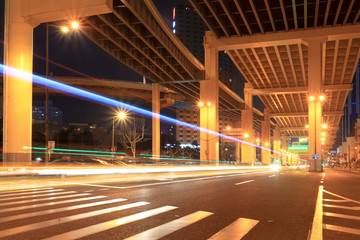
[0,188,54,195]
[83,190,94,193]
[323,204,360,210]
[125,211,213,240]
[323,199,349,203]
[323,189,360,204]
[235,180,254,185]
[0,188,61,198]
[0,201,149,238]
[0,194,95,213]
[48,181,125,189]
[324,212,360,221]
[49,171,269,189]
[0,197,125,223]
[268,175,276,178]
[43,206,178,240]
[208,217,259,240]
[310,185,323,240]
[323,224,360,235]
[0,190,76,202]
[1,192,85,206]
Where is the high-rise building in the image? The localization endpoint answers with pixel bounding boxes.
[334,60,360,149]
[172,0,236,89]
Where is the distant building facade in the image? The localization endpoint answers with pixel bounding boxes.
[33,100,63,125]
[176,108,234,144]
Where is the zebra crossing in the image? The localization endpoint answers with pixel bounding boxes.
[0,187,259,240]
[322,188,360,239]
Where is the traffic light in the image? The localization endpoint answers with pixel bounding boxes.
[275,158,279,163]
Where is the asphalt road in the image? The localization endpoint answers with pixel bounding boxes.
[0,168,359,240]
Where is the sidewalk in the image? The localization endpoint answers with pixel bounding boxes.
[333,166,360,174]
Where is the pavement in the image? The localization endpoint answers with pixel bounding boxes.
[0,167,359,239]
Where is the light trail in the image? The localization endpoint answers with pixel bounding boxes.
[28,147,125,155]
[1,64,304,161]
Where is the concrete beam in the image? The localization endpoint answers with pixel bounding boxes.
[205,25,360,51]
[247,84,353,95]
[280,127,337,131]
[23,0,112,27]
[271,111,343,117]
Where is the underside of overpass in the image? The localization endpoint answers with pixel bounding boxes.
[188,0,360,169]
[4,0,360,170]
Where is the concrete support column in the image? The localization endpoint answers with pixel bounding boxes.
[280,135,288,165]
[273,125,281,164]
[261,109,271,165]
[235,121,241,163]
[307,38,324,172]
[3,0,33,164]
[241,83,254,165]
[152,83,160,162]
[200,42,219,164]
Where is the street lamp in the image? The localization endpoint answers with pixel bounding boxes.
[45,21,80,164]
[112,111,127,157]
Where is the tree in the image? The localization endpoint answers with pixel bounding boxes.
[120,116,145,158]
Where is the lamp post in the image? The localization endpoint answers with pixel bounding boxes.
[112,111,126,158]
[44,21,79,164]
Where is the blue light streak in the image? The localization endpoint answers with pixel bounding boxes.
[0,64,298,159]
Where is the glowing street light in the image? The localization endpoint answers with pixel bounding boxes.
[265,142,269,146]
[71,21,79,29]
[309,96,315,101]
[226,126,231,131]
[118,112,126,119]
[321,132,326,136]
[322,123,327,129]
[321,137,325,142]
[198,101,204,107]
[61,26,69,32]
[305,125,309,129]
[244,133,249,138]
[319,95,325,101]
[207,101,211,106]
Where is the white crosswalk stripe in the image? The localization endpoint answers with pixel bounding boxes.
[44,206,178,240]
[0,191,78,205]
[322,188,360,238]
[0,193,97,213]
[0,188,261,240]
[0,197,126,223]
[0,201,150,238]
[125,211,213,240]
[0,188,54,196]
[0,188,63,199]
[208,217,259,240]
